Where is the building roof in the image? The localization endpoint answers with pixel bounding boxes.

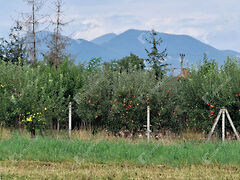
[176,68,190,80]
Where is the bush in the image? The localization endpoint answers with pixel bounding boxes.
[177,57,240,132]
[0,59,85,135]
[75,57,240,134]
[0,56,239,136]
[75,66,182,134]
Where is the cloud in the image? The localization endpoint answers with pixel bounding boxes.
[70,14,144,40]
[1,0,240,51]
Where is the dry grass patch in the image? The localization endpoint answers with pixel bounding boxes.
[0,161,239,179]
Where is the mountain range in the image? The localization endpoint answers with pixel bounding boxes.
[37,29,240,68]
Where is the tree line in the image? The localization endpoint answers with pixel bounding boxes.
[0,1,239,137]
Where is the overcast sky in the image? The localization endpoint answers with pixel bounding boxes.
[1,0,240,52]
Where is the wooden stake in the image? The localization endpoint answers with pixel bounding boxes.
[207,109,222,141]
[147,106,150,143]
[68,102,72,139]
[207,107,240,142]
[225,109,240,141]
[222,109,225,142]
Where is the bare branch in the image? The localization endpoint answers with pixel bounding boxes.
[46,0,70,68]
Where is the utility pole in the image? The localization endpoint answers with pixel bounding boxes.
[179,53,185,73]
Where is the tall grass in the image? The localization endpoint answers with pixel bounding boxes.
[0,134,240,166]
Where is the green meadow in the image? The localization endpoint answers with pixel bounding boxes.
[0,134,240,166]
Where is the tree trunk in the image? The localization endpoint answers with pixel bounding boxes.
[57,120,60,138]
[31,129,36,138]
[40,129,45,136]
[17,117,24,135]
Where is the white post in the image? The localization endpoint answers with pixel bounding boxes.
[222,108,225,142]
[225,109,240,141]
[69,102,72,139]
[207,109,222,141]
[147,106,150,143]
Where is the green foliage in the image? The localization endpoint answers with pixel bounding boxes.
[2,135,240,166]
[178,57,240,131]
[75,57,240,134]
[111,53,145,73]
[87,57,102,72]
[0,58,85,134]
[0,47,239,136]
[76,65,183,133]
[0,23,27,64]
[145,29,168,80]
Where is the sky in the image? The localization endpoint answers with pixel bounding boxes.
[0,0,240,52]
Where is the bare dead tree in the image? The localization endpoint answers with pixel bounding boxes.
[47,0,70,134]
[22,0,45,64]
[47,0,70,69]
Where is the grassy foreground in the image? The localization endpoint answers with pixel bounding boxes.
[1,161,240,179]
[0,135,240,166]
[1,135,240,179]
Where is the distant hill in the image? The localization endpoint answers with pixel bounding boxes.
[67,38,121,62]
[100,29,240,67]
[36,29,240,67]
[91,33,117,45]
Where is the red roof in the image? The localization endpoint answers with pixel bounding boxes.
[176,68,190,80]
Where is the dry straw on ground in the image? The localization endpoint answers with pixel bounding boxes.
[0,161,240,179]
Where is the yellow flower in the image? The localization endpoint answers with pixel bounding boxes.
[44,108,47,111]
[26,116,32,122]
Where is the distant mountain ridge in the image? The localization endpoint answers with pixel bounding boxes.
[36,29,240,67]
[91,33,117,45]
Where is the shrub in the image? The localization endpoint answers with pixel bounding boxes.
[0,56,239,136]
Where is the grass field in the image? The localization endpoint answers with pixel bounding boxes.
[0,133,240,179]
[1,161,240,179]
[1,135,240,165]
